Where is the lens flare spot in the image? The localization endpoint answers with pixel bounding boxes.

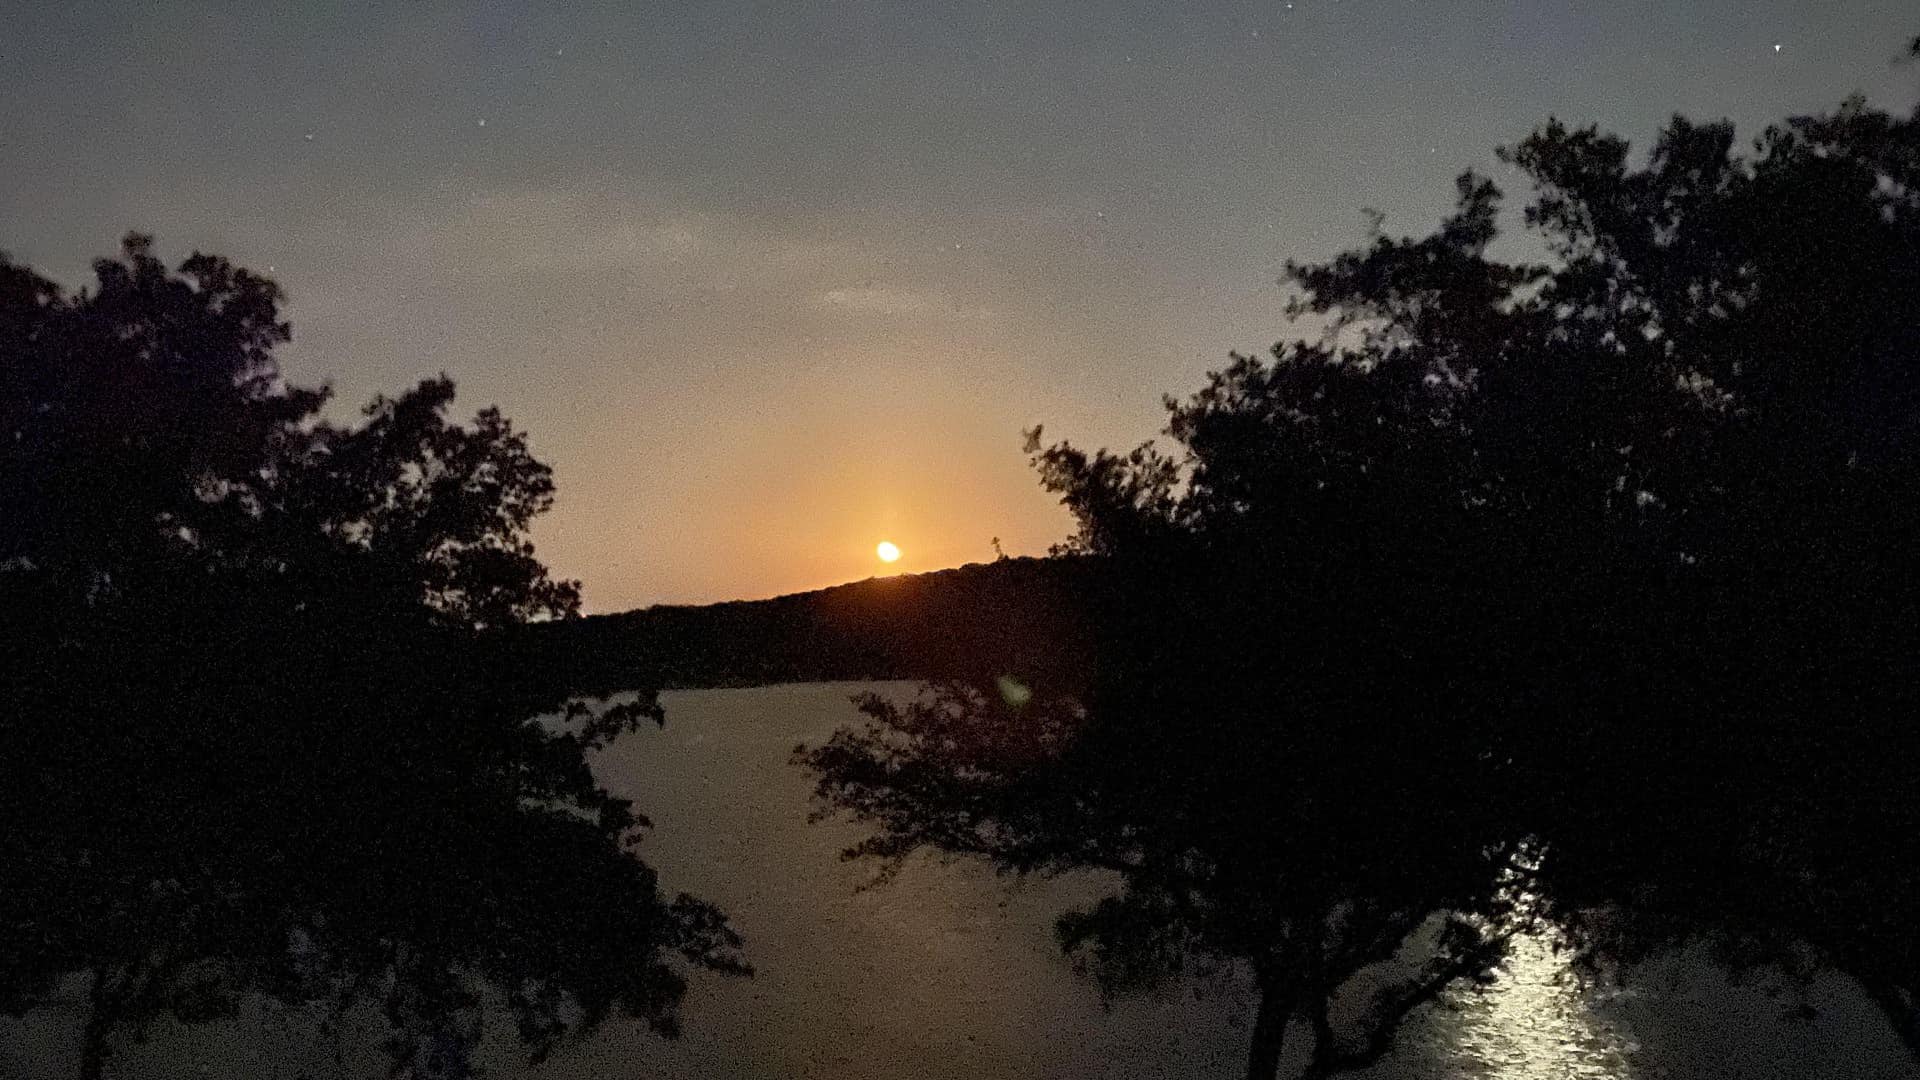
[996,675,1033,708]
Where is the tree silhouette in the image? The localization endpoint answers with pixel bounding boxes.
[804,335,1532,1078]
[804,70,1920,1076]
[1491,97,1920,1056]
[1264,84,1920,1063]
[1298,86,1920,1057]
[0,236,745,1078]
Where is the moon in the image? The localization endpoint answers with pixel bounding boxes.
[876,541,901,563]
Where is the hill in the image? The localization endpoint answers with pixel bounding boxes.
[516,556,1094,695]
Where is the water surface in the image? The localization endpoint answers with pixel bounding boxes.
[5,683,1913,1079]
[558,683,1920,1080]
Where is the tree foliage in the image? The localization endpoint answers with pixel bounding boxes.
[0,236,744,1078]
[808,337,1527,1079]
[804,79,1920,1077]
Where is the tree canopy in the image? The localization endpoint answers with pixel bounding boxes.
[804,82,1920,1078]
[0,236,744,1078]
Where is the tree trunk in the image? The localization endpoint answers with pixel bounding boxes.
[79,968,119,1080]
[1245,977,1294,1080]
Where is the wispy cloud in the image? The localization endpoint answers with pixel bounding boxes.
[817,284,994,322]
[818,285,935,315]
[425,190,711,275]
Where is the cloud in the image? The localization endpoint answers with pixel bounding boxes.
[817,284,995,322]
[818,285,935,315]
[428,190,711,276]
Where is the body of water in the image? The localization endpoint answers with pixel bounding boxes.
[6,683,1915,1079]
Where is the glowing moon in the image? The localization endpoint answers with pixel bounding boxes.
[876,541,902,563]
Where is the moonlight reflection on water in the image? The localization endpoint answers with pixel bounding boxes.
[1438,932,1640,1080]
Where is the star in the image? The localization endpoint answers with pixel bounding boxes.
[302,132,314,142]
[1772,43,1783,53]
[477,118,487,127]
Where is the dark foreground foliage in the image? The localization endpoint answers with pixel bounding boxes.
[0,237,745,1078]
[805,78,1920,1078]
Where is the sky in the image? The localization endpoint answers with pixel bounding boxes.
[2,2,1915,609]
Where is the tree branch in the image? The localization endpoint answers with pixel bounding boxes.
[1860,976,1920,1063]
[1305,927,1516,1078]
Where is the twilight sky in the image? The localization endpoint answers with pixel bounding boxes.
[3,2,1914,609]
